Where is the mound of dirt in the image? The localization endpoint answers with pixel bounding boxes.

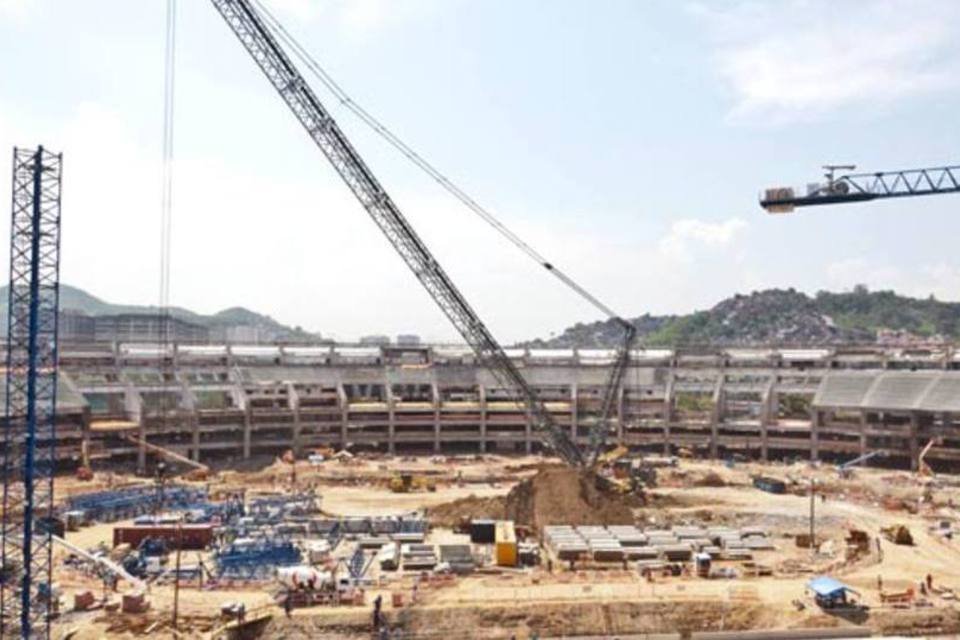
[693,471,727,487]
[429,465,638,530]
[505,465,638,530]
[428,494,507,528]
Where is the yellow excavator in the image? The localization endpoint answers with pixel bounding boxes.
[389,473,436,493]
[596,445,629,466]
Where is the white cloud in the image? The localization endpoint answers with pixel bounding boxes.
[264,0,432,41]
[825,257,960,300]
[658,217,747,263]
[263,0,322,22]
[690,0,960,124]
[339,0,389,38]
[0,0,31,16]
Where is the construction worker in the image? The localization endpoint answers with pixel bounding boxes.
[373,594,383,628]
[926,573,933,591]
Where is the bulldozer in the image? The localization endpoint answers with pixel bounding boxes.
[389,473,436,493]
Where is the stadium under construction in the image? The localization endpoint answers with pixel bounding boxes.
[47,341,960,474]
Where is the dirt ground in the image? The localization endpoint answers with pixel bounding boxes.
[48,453,960,639]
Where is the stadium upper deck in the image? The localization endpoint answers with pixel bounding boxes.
[25,342,960,472]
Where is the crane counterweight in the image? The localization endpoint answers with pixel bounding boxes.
[760,164,960,212]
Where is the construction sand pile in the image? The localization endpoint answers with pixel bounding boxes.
[429,465,637,530]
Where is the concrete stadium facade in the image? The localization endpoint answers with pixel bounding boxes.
[37,342,960,473]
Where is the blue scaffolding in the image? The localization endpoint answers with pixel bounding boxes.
[1,146,63,639]
[213,539,302,579]
[63,485,207,522]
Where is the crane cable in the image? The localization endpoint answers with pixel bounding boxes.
[160,0,176,324]
[157,0,177,441]
[251,0,626,324]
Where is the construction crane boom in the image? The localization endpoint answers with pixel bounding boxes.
[211,0,584,465]
[760,164,960,212]
[588,321,636,466]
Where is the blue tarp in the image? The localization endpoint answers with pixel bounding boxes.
[807,575,856,598]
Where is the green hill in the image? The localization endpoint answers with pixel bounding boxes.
[524,286,960,348]
[0,284,317,340]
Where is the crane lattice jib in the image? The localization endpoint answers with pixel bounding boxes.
[761,165,960,210]
[587,321,635,466]
[211,0,584,466]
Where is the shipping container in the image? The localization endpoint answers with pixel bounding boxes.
[112,523,214,550]
[470,519,496,544]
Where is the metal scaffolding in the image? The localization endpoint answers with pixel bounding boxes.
[2,146,63,639]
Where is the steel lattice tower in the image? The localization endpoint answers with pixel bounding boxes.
[1,146,62,639]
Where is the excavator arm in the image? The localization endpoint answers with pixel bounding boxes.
[210,0,583,465]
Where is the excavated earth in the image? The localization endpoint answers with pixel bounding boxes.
[428,464,639,530]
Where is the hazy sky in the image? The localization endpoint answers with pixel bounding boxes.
[1,0,958,342]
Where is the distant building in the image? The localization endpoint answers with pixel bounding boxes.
[359,334,391,346]
[59,310,96,342]
[396,334,421,346]
[92,313,209,344]
[223,324,264,344]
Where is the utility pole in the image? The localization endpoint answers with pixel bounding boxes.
[172,522,182,632]
[809,477,816,560]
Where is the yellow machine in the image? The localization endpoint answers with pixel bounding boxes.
[596,445,628,466]
[495,520,518,567]
[389,473,436,493]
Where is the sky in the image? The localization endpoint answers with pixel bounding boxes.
[0,0,958,343]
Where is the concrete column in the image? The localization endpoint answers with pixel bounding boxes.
[386,387,396,455]
[810,409,820,462]
[570,384,578,442]
[80,406,92,469]
[126,383,147,474]
[177,379,200,462]
[190,410,201,463]
[289,384,303,457]
[616,386,626,445]
[709,378,723,459]
[478,385,487,454]
[524,405,533,455]
[858,411,868,457]
[909,412,919,471]
[663,373,675,456]
[243,403,252,460]
[432,383,441,454]
[337,384,348,450]
[759,378,775,462]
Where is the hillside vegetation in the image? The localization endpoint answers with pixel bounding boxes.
[524,286,960,348]
[0,284,317,340]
